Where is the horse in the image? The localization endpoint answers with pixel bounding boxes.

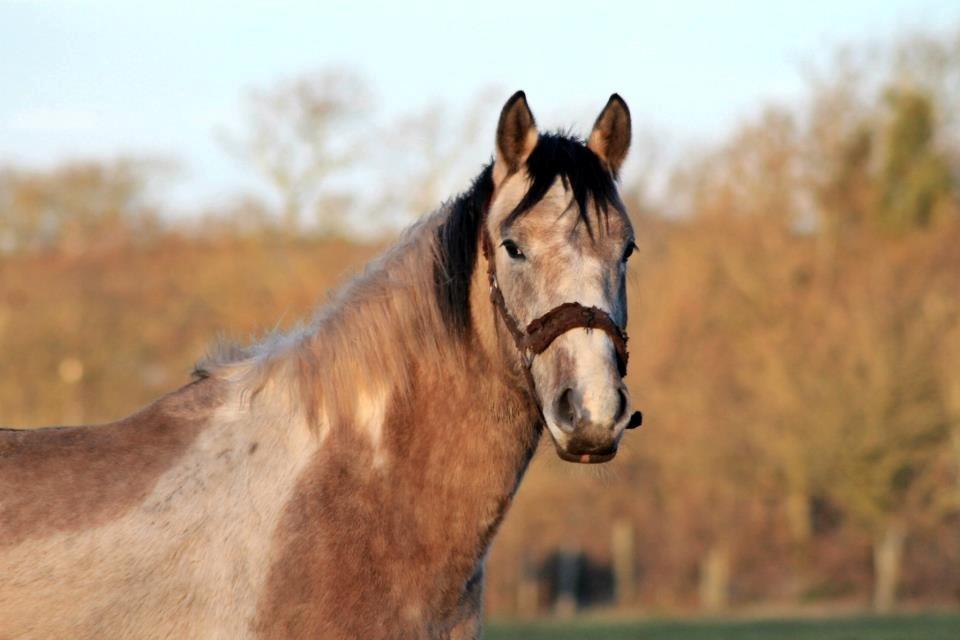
[0,91,640,639]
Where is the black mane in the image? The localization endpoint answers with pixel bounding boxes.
[433,165,494,337]
[433,132,624,338]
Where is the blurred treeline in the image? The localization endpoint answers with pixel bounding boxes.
[2,30,959,618]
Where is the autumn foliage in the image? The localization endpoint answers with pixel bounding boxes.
[2,30,959,618]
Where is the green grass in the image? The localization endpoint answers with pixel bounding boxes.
[487,612,960,640]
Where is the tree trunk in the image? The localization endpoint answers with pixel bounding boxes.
[282,196,300,233]
[698,543,731,612]
[516,550,539,618]
[553,548,580,619]
[786,489,812,548]
[872,522,906,613]
[953,430,960,492]
[611,519,636,607]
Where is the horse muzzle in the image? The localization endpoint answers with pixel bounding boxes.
[546,387,643,464]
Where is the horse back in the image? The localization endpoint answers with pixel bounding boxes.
[0,377,225,549]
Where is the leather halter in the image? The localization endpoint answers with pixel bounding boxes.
[480,230,643,430]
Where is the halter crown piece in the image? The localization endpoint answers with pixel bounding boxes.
[480,230,643,431]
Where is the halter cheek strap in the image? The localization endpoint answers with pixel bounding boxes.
[480,230,643,430]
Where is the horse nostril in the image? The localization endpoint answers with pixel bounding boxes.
[555,388,577,432]
[614,388,628,424]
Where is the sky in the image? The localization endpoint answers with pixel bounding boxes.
[1,0,958,213]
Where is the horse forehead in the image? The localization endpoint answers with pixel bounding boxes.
[515,181,626,249]
[487,173,531,228]
[492,174,628,256]
[488,174,564,230]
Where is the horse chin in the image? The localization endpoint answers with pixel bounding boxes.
[551,441,618,464]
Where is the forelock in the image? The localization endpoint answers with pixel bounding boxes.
[504,132,625,237]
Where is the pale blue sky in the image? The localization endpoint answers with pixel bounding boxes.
[1,0,957,211]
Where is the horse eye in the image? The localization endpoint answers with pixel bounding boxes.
[501,240,525,260]
[621,241,637,263]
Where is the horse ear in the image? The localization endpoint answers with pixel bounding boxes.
[588,94,631,176]
[494,91,538,184]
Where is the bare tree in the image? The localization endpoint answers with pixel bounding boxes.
[368,88,500,229]
[226,70,372,235]
[0,158,168,255]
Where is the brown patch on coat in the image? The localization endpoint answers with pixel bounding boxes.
[254,356,539,639]
[0,377,224,548]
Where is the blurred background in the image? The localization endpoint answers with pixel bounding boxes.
[2,1,960,637]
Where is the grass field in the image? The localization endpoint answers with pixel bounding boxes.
[487,612,960,640]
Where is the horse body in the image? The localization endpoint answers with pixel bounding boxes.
[1,92,636,638]
[1,377,317,638]
[1,210,537,639]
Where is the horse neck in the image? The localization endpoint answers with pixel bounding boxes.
[252,218,543,633]
[299,220,541,560]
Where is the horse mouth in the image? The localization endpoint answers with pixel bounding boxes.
[553,442,618,464]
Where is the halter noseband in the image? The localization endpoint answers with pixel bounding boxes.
[480,229,643,430]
